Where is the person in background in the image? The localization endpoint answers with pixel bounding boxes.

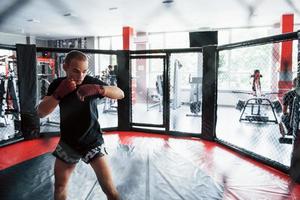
[279,77,298,136]
[251,69,262,97]
[107,65,117,85]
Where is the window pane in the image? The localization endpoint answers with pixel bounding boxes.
[99,37,111,50]
[111,36,122,50]
[148,34,164,49]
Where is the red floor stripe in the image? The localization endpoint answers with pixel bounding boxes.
[0,131,193,171]
[0,137,59,170]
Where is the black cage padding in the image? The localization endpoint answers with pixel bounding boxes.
[201,45,217,141]
[16,44,40,139]
[290,31,300,183]
[116,50,130,130]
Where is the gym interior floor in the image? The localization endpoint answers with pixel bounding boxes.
[0,131,299,200]
[37,102,291,167]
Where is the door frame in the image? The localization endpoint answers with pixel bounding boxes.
[129,54,169,130]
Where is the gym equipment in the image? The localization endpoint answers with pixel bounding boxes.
[100,69,118,114]
[102,98,117,114]
[0,55,21,138]
[239,98,278,123]
[235,92,282,113]
[172,59,182,109]
[37,57,60,127]
[37,57,55,99]
[37,74,51,99]
[6,73,19,120]
[234,70,280,123]
[147,75,163,112]
[186,75,202,117]
[0,75,6,127]
[278,122,293,144]
[2,59,19,120]
[236,100,245,111]
[38,74,60,127]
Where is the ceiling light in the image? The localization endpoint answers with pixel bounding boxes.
[63,13,71,17]
[162,0,174,4]
[27,19,40,23]
[63,13,77,17]
[109,7,118,11]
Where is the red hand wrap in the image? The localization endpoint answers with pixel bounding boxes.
[77,84,104,100]
[52,79,76,100]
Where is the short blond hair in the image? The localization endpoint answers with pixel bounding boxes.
[64,50,87,65]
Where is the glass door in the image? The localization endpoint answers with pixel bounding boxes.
[130,55,166,129]
[169,52,203,135]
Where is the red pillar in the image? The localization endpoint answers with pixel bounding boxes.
[122,26,136,103]
[278,14,294,100]
[271,42,280,101]
[122,26,134,50]
[135,32,148,102]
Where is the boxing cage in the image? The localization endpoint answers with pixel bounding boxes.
[0,30,299,182]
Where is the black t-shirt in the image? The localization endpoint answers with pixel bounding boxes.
[47,75,108,153]
[283,89,297,117]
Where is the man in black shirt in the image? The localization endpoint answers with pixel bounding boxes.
[280,77,298,136]
[37,50,124,200]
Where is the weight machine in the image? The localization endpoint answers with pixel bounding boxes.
[186,75,202,117]
[0,57,20,133]
[172,59,182,110]
[146,59,183,112]
[146,75,163,112]
[37,57,60,126]
[101,66,118,114]
[235,70,281,123]
[37,57,55,99]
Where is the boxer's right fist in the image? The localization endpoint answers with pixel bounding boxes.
[52,79,76,100]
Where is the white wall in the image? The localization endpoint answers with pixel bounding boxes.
[0,32,37,45]
[0,32,27,45]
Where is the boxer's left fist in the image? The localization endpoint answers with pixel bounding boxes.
[77,84,105,101]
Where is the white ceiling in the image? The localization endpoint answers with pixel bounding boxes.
[0,0,299,39]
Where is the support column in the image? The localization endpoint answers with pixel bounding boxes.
[122,26,136,104]
[122,26,134,50]
[116,50,130,130]
[201,45,217,141]
[16,44,40,139]
[134,32,148,102]
[278,14,294,100]
[189,31,218,139]
[290,31,300,183]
